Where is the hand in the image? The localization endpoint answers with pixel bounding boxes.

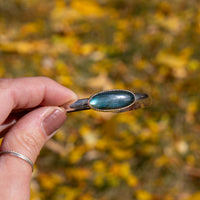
[0,77,77,200]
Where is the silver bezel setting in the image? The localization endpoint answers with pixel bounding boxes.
[88,89,136,112]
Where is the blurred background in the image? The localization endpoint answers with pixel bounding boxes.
[1,0,200,199]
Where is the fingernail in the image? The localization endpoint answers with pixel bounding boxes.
[42,108,66,136]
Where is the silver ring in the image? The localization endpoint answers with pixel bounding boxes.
[0,150,34,171]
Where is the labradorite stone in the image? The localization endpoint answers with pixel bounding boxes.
[89,90,135,110]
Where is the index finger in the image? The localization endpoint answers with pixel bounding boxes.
[0,77,77,124]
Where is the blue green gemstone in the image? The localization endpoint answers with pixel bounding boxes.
[89,90,135,111]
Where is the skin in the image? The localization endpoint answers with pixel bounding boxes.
[0,77,78,200]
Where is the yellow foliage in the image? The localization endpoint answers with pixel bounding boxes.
[155,14,182,33]
[96,139,108,150]
[79,193,94,200]
[68,146,85,164]
[80,43,96,56]
[0,40,48,54]
[188,59,199,71]
[94,174,105,187]
[55,0,67,10]
[155,155,169,168]
[186,101,198,123]
[186,155,195,166]
[80,126,98,148]
[147,120,159,134]
[20,21,43,37]
[157,1,172,15]
[0,66,5,77]
[54,130,67,141]
[107,175,120,187]
[155,49,193,78]
[139,130,153,142]
[136,190,153,200]
[57,75,73,86]
[187,101,198,114]
[39,173,64,190]
[156,51,186,68]
[55,61,73,86]
[110,163,130,178]
[80,126,91,136]
[56,186,80,200]
[116,113,136,125]
[86,72,113,90]
[117,19,129,31]
[127,175,138,187]
[66,168,91,181]
[93,161,107,173]
[71,0,104,17]
[187,192,200,200]
[111,148,133,160]
[132,78,145,88]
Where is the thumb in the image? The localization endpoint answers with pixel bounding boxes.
[0,106,66,200]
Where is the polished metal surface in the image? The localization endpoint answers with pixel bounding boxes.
[68,89,149,113]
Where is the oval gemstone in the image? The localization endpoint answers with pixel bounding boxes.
[89,90,135,111]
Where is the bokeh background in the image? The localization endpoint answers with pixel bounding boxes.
[1,0,200,199]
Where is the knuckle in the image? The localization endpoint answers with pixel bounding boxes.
[0,78,12,90]
[38,76,52,83]
[16,131,45,156]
